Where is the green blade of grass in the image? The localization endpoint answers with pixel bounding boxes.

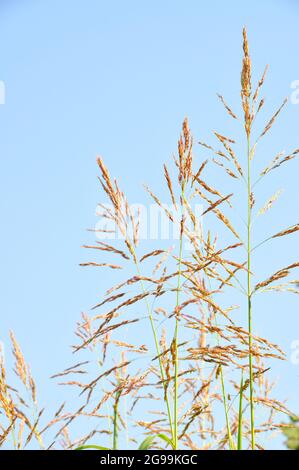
[237,371,244,450]
[219,365,235,450]
[138,433,175,450]
[75,445,111,450]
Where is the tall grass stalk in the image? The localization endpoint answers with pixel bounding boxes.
[134,258,174,442]
[214,313,234,449]
[237,372,244,450]
[220,366,234,449]
[247,135,255,449]
[173,184,186,449]
[112,390,121,450]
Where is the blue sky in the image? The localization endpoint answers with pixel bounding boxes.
[0,0,298,449]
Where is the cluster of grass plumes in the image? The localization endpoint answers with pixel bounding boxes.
[0,333,45,449]
[1,28,298,450]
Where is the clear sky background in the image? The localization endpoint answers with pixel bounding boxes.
[0,0,299,449]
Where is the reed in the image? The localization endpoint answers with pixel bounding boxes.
[0,28,298,451]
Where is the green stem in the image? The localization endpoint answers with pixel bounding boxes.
[173,185,186,450]
[213,314,234,450]
[237,371,244,450]
[134,259,174,442]
[247,135,255,450]
[220,365,235,449]
[113,391,121,450]
[11,423,17,450]
[173,237,183,449]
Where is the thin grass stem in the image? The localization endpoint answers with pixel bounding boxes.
[134,259,174,442]
[247,135,255,450]
[237,371,244,450]
[219,365,235,450]
[173,185,186,450]
[112,391,121,450]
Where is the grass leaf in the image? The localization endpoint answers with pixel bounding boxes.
[237,371,244,450]
[75,444,111,451]
[138,433,175,450]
